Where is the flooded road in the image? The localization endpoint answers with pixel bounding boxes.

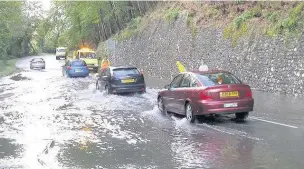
[1,55,304,169]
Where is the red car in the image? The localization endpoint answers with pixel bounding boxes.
[157,70,254,122]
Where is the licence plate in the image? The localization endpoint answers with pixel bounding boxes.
[121,79,135,83]
[220,91,239,98]
[224,103,238,108]
[75,69,83,72]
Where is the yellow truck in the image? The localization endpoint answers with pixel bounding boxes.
[68,48,99,72]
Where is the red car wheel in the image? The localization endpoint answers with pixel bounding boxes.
[158,97,165,113]
[185,103,195,123]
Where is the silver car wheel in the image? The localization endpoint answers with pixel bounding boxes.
[186,104,195,123]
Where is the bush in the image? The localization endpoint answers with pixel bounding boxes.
[0,58,18,77]
[129,17,141,30]
[114,17,142,41]
[186,13,197,38]
[265,11,280,23]
[224,23,248,47]
[233,11,255,29]
[265,2,304,39]
[165,8,180,21]
[224,6,262,46]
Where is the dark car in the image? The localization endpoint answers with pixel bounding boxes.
[62,59,89,78]
[96,66,146,94]
[157,70,254,123]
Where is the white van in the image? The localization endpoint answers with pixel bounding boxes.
[56,47,67,60]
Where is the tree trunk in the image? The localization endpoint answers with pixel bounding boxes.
[131,1,140,16]
[136,1,143,15]
[144,1,149,10]
[109,1,121,32]
[23,37,30,56]
[141,1,147,13]
[95,24,101,42]
[99,9,107,41]
[29,41,36,54]
[127,1,134,20]
[76,15,83,45]
[107,20,113,37]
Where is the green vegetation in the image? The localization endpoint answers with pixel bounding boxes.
[266,2,304,39]
[46,1,157,50]
[0,1,48,76]
[223,23,248,47]
[0,59,18,77]
[96,42,109,58]
[186,12,197,38]
[234,0,245,5]
[0,2,22,59]
[223,1,304,46]
[205,7,220,19]
[0,1,45,59]
[1,1,304,59]
[233,11,255,29]
[165,8,180,21]
[0,1,157,63]
[265,11,280,23]
[114,17,142,41]
[47,1,304,48]
[47,1,303,49]
[223,8,261,46]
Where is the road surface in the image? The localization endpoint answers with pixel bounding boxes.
[1,55,304,169]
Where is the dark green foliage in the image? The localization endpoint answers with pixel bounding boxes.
[46,1,157,50]
[0,1,46,59]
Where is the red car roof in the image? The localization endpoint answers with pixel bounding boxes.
[190,69,230,74]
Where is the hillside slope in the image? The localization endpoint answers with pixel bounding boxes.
[98,1,304,95]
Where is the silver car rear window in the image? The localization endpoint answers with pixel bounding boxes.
[32,59,44,62]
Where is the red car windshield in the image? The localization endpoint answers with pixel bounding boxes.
[196,72,241,86]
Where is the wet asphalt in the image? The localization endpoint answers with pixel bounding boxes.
[0,55,304,169]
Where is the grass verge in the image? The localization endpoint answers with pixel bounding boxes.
[0,58,19,77]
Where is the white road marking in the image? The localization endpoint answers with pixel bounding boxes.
[250,116,298,129]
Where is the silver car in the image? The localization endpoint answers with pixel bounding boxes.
[30,58,45,69]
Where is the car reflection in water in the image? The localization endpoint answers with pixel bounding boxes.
[219,137,255,169]
[170,124,256,169]
[79,127,92,151]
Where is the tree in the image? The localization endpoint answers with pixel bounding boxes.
[45,1,157,51]
[0,1,23,59]
[0,1,47,59]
